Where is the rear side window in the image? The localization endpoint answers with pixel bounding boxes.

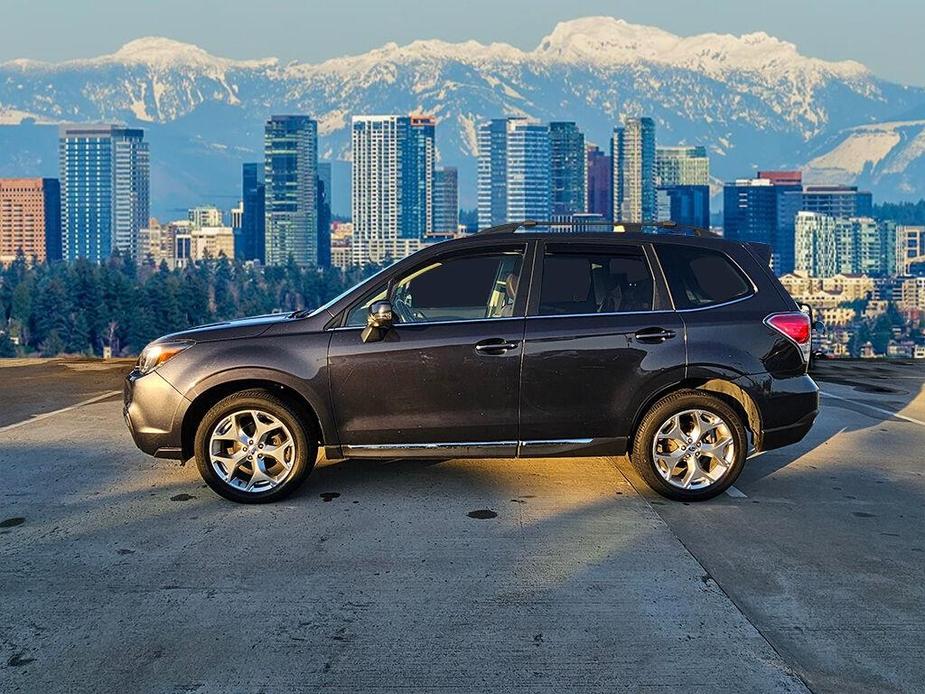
[657,245,752,310]
[539,246,654,315]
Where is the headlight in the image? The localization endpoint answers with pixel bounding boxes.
[136,340,194,376]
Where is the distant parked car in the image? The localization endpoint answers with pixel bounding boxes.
[124,222,819,503]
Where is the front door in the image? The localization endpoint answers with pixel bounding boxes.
[328,245,528,456]
[519,242,686,451]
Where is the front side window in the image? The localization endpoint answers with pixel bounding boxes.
[656,245,753,310]
[344,249,524,326]
[538,246,654,315]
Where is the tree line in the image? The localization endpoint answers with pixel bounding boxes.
[0,254,379,358]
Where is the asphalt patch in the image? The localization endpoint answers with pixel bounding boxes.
[320,492,340,502]
[170,494,196,502]
[0,517,25,528]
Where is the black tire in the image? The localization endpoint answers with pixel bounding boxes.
[194,389,317,504]
[630,389,747,502]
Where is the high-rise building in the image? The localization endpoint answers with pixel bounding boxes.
[59,125,149,261]
[240,162,265,262]
[406,115,435,239]
[723,172,803,274]
[549,122,586,215]
[895,225,925,276]
[586,144,612,220]
[795,213,890,277]
[477,118,514,228]
[433,167,459,234]
[264,115,318,266]
[351,114,438,264]
[505,120,550,222]
[317,162,332,268]
[190,226,235,261]
[656,146,709,186]
[230,203,243,231]
[660,185,710,229]
[0,178,60,264]
[802,185,873,218]
[188,205,223,228]
[612,117,656,224]
[477,118,552,227]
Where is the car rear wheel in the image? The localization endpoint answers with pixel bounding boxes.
[630,390,747,501]
[194,389,316,503]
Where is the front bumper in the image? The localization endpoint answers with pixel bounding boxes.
[123,369,186,459]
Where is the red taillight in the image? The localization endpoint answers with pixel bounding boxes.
[765,312,812,363]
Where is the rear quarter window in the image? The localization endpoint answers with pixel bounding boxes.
[656,245,753,310]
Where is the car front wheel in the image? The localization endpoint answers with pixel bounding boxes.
[194,389,316,503]
[630,390,747,501]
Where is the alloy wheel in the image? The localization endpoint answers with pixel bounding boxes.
[209,409,296,493]
[651,408,736,490]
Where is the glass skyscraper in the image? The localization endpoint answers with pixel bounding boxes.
[264,115,318,266]
[612,117,656,225]
[433,167,459,234]
[586,144,613,221]
[405,115,435,239]
[723,172,803,274]
[59,125,149,262]
[549,122,586,216]
[317,162,332,268]
[655,146,709,187]
[240,162,265,262]
[477,118,512,228]
[477,118,550,228]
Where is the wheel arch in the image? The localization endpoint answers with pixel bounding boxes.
[629,374,762,450]
[180,372,331,460]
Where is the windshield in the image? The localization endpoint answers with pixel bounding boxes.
[302,262,396,318]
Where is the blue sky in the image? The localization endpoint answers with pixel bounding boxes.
[2,0,924,86]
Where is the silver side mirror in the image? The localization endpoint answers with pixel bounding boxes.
[361,300,393,343]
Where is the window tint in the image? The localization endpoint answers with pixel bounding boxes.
[539,247,654,315]
[657,245,752,309]
[344,250,524,326]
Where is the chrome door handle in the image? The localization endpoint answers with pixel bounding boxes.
[633,328,676,344]
[475,339,519,353]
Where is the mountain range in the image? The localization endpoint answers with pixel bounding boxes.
[2,16,925,218]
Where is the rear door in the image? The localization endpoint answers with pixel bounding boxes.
[518,240,685,450]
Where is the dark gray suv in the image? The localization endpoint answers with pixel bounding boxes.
[124,224,819,503]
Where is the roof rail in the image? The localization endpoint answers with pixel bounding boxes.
[476,219,718,238]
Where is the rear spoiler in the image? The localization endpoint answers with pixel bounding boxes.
[746,242,773,266]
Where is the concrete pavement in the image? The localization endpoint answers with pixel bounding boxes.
[1,359,923,692]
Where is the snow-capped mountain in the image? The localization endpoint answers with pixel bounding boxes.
[2,17,924,216]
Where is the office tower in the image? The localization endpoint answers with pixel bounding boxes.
[551,212,606,232]
[794,214,889,277]
[241,162,265,262]
[0,178,60,264]
[188,205,223,228]
[586,144,613,220]
[505,120,551,222]
[477,118,513,228]
[59,125,149,261]
[317,162,332,268]
[802,185,873,218]
[433,167,459,234]
[723,171,803,274]
[656,146,709,186]
[660,185,710,229]
[406,115,435,238]
[612,117,656,224]
[264,115,318,266]
[549,122,586,215]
